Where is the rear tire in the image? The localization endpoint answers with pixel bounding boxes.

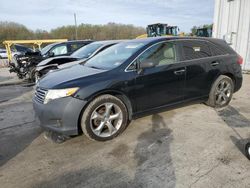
[81,94,129,141]
[206,75,234,108]
[245,143,250,160]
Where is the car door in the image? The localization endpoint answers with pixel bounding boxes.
[133,41,186,112]
[180,40,221,100]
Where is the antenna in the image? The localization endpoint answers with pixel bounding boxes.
[74,13,78,40]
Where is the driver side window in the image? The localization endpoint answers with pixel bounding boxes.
[138,42,176,67]
[51,45,68,56]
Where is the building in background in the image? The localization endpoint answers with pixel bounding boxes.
[213,0,250,70]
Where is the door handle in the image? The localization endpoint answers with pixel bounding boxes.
[211,61,219,66]
[174,69,186,75]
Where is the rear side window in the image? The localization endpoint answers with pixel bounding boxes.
[68,42,89,53]
[68,43,79,53]
[76,42,88,49]
[182,40,212,60]
[209,43,229,56]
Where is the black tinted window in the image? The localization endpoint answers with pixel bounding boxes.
[68,43,80,53]
[209,43,228,56]
[182,41,211,60]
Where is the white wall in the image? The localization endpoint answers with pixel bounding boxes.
[213,0,250,70]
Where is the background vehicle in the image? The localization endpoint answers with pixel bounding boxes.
[137,23,181,38]
[9,55,37,80]
[33,37,242,141]
[0,48,8,59]
[12,44,33,55]
[147,23,179,37]
[40,40,93,59]
[3,39,67,62]
[35,40,123,82]
[9,40,93,82]
[195,26,213,37]
[0,45,33,59]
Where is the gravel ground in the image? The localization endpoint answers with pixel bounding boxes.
[0,72,250,188]
[0,59,9,68]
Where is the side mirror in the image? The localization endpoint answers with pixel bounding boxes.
[140,60,155,69]
[48,51,55,57]
[137,60,155,74]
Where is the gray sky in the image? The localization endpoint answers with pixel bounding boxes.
[0,0,214,32]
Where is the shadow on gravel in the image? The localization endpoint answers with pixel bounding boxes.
[0,125,42,167]
[217,105,250,157]
[132,113,175,187]
[33,113,176,188]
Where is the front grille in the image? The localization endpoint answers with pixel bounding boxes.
[35,87,48,104]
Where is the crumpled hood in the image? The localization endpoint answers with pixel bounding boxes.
[37,56,76,66]
[37,64,106,89]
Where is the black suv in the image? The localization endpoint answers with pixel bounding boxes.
[33,37,243,141]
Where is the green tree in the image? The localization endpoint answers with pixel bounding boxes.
[0,21,146,47]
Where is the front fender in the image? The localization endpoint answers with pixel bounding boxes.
[75,86,134,120]
[36,64,58,72]
[74,80,115,101]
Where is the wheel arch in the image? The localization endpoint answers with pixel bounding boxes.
[222,72,235,84]
[221,72,236,91]
[77,90,133,134]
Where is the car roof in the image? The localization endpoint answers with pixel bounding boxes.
[65,40,94,44]
[129,36,226,44]
[90,40,127,45]
[51,40,94,46]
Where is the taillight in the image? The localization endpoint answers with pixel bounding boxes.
[237,56,243,65]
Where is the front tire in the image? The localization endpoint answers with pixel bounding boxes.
[34,71,41,83]
[28,67,36,83]
[81,95,129,141]
[206,75,234,108]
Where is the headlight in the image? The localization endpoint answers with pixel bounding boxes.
[44,87,79,104]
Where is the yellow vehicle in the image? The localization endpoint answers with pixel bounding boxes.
[137,23,181,39]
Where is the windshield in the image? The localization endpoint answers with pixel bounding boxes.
[84,42,145,70]
[71,43,103,58]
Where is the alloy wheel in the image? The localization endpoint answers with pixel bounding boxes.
[90,102,123,138]
[215,80,232,106]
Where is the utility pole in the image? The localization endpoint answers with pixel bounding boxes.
[74,13,78,40]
